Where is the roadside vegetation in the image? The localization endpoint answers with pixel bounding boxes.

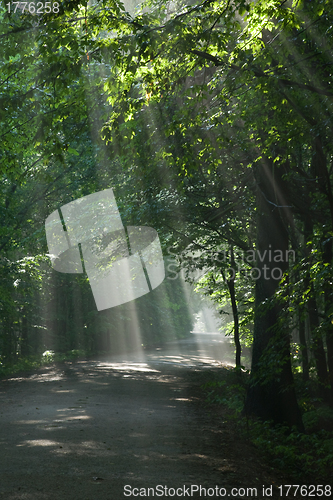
[1,0,333,462]
[199,367,333,485]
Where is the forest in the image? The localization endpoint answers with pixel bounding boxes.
[1,0,333,488]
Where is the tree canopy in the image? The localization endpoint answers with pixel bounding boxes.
[1,0,333,428]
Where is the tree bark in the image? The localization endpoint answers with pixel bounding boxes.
[308,290,329,400]
[244,159,303,429]
[304,219,330,402]
[298,310,309,382]
[20,312,30,357]
[323,239,333,406]
[226,247,241,368]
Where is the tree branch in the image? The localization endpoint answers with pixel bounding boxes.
[191,49,333,98]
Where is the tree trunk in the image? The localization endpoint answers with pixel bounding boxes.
[221,246,241,368]
[326,323,333,407]
[244,159,303,429]
[304,219,330,401]
[226,247,241,368]
[323,239,333,406]
[308,291,330,400]
[298,310,309,382]
[20,312,30,357]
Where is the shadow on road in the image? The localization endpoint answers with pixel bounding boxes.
[0,334,274,500]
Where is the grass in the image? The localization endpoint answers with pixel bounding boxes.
[0,349,88,378]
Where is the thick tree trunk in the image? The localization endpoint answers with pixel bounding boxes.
[244,160,303,429]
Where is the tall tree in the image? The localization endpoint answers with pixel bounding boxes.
[2,0,333,426]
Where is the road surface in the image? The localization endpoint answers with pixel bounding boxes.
[0,333,278,499]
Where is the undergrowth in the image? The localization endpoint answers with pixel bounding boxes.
[200,368,333,484]
[0,349,88,378]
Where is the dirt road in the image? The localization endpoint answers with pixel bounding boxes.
[0,334,279,499]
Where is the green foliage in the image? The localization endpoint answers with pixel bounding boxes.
[201,368,248,411]
[1,0,333,427]
[302,406,333,432]
[201,369,333,483]
[250,421,333,482]
[0,349,87,378]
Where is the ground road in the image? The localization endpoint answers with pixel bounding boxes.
[0,333,285,500]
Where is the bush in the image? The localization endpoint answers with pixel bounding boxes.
[200,369,333,483]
